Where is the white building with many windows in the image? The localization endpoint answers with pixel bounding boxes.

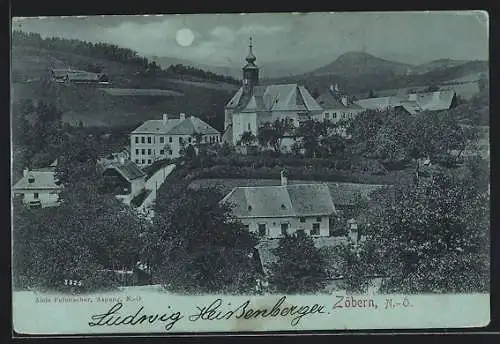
[130,113,221,167]
[220,171,337,239]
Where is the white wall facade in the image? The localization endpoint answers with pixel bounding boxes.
[320,108,364,124]
[240,215,330,239]
[16,189,60,208]
[131,133,221,167]
[232,112,258,145]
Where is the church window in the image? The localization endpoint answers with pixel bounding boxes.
[247,123,251,131]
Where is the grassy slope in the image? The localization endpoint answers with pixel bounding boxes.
[11,45,237,131]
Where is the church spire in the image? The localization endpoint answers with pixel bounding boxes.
[242,36,259,88]
[246,36,256,64]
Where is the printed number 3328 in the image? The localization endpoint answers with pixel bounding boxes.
[64,279,82,286]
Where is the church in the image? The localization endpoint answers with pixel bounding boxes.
[223,38,324,147]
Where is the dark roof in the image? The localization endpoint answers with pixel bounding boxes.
[103,160,146,182]
[221,183,336,218]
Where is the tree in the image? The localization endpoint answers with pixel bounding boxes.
[268,232,328,294]
[257,118,295,152]
[367,171,489,294]
[152,187,260,294]
[238,131,257,146]
[295,119,328,158]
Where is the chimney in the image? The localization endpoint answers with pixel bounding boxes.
[23,168,29,177]
[280,170,288,186]
[341,96,348,107]
[179,113,186,120]
[118,156,125,164]
[162,113,168,124]
[329,85,335,93]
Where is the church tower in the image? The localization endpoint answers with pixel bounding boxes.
[242,37,259,91]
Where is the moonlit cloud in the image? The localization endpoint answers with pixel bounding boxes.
[12,11,488,68]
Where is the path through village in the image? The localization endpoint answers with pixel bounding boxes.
[137,164,176,221]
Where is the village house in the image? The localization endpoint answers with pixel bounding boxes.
[354,89,457,114]
[220,171,337,238]
[223,38,324,149]
[315,84,365,124]
[49,68,109,84]
[12,160,61,208]
[98,155,146,204]
[130,113,221,167]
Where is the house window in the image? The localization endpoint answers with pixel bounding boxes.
[204,136,208,143]
[179,137,183,143]
[316,217,322,222]
[242,224,250,231]
[300,217,306,223]
[147,137,152,144]
[216,136,219,142]
[142,149,145,155]
[188,137,192,143]
[281,223,289,236]
[160,137,164,143]
[135,137,139,143]
[135,149,139,155]
[147,159,151,164]
[147,149,152,155]
[168,150,172,155]
[311,223,320,235]
[142,159,145,164]
[135,159,139,164]
[141,137,145,143]
[332,113,337,119]
[160,149,165,155]
[33,192,39,199]
[169,137,172,143]
[258,224,267,236]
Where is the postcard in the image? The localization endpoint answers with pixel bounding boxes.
[11,11,490,336]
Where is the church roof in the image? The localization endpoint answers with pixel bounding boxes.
[226,84,323,113]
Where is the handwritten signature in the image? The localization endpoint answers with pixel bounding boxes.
[88,296,326,331]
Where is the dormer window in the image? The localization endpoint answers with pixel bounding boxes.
[281,204,286,209]
[248,205,252,211]
[28,176,35,184]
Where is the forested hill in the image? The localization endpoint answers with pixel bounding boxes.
[11,30,240,130]
[11,30,240,84]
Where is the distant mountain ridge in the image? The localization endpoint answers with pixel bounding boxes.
[310,52,413,77]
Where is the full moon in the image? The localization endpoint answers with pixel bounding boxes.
[176,28,194,47]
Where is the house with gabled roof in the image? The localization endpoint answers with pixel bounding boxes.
[98,155,147,204]
[315,84,365,124]
[130,113,220,167]
[12,160,61,208]
[220,171,337,239]
[223,38,323,148]
[355,90,457,114]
